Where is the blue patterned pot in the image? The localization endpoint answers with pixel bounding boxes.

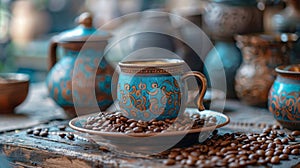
[117,59,207,121]
[46,13,114,117]
[268,64,300,130]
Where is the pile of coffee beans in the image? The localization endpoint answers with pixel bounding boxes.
[162,129,300,167]
[83,111,217,134]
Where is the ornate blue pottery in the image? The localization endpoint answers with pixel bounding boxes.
[46,13,114,117]
[204,41,242,98]
[117,59,207,121]
[268,64,300,130]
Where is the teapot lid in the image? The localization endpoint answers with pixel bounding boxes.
[53,12,112,43]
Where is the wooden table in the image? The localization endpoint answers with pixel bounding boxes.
[0,83,299,168]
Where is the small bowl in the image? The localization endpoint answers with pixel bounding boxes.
[0,73,30,113]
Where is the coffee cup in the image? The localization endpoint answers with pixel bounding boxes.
[117,59,207,121]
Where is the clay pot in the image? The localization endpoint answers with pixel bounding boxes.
[235,33,298,106]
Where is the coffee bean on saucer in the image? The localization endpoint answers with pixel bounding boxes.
[83,110,217,134]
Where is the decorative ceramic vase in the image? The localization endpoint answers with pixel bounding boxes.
[46,13,114,117]
[235,33,298,106]
[268,64,300,130]
[272,0,300,33]
[203,0,263,98]
[117,59,207,121]
[272,0,300,63]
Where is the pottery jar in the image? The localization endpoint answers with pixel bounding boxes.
[203,0,263,98]
[203,0,262,41]
[46,13,114,117]
[235,33,298,106]
[268,64,300,130]
[271,0,300,63]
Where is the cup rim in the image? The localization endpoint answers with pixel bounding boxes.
[119,59,185,68]
[0,73,30,83]
[276,64,300,75]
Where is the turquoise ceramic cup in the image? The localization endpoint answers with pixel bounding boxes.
[117,59,207,121]
[268,64,300,130]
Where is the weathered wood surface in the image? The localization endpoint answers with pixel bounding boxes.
[0,83,299,168]
[0,83,67,133]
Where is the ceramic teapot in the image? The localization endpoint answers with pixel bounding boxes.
[46,13,114,117]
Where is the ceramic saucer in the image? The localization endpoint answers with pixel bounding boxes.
[69,108,230,154]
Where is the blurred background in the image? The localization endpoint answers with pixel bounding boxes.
[0,0,298,85]
[0,0,205,82]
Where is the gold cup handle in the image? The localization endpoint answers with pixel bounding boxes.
[48,40,58,71]
[182,71,207,111]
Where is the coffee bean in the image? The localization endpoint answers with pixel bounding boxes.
[283,148,291,154]
[265,151,274,157]
[272,125,281,130]
[256,150,265,156]
[58,133,66,138]
[281,138,289,144]
[186,157,196,166]
[58,125,66,131]
[133,127,143,133]
[291,130,300,136]
[33,130,40,136]
[291,149,299,155]
[268,143,276,149]
[270,156,280,164]
[26,129,34,134]
[274,138,282,145]
[288,135,296,141]
[163,159,175,166]
[273,150,282,156]
[39,131,48,137]
[249,154,259,160]
[263,128,272,134]
[175,155,184,161]
[67,133,75,140]
[265,156,272,163]
[279,154,289,160]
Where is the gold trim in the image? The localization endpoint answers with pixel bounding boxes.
[119,59,186,75]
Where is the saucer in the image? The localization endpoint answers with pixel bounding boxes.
[69,108,230,154]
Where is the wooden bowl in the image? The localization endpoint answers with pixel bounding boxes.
[0,73,30,113]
